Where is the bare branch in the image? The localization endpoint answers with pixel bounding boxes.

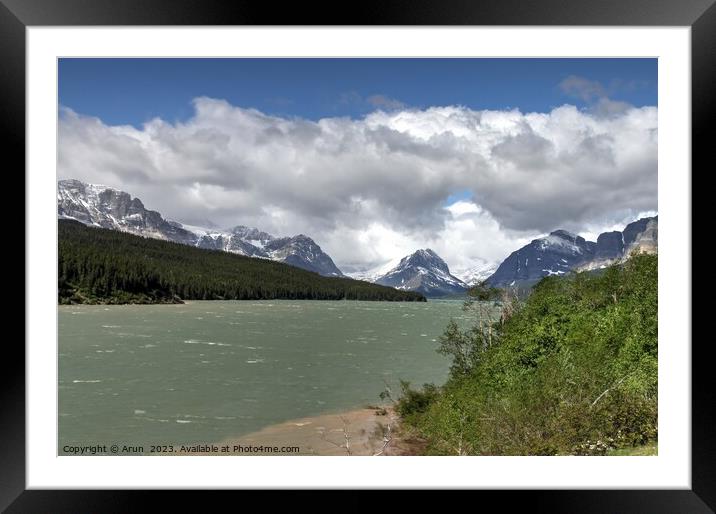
[590,375,628,408]
[373,422,393,456]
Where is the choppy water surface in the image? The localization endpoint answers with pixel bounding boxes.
[59,300,470,451]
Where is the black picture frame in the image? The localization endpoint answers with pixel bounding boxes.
[4,0,711,510]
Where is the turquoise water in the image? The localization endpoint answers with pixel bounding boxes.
[58,300,468,452]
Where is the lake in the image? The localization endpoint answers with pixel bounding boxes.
[58,299,470,453]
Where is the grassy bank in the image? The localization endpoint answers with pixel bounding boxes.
[393,253,658,456]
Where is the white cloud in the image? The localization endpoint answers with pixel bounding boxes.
[58,97,657,271]
[445,200,480,217]
[435,201,535,270]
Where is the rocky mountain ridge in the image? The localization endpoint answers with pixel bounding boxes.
[57,179,343,277]
[485,216,658,288]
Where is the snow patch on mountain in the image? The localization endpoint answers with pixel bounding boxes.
[453,262,499,286]
[345,256,404,282]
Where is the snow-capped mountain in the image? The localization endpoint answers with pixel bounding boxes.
[57,179,344,277]
[485,230,595,288]
[180,226,344,276]
[58,179,198,245]
[263,235,344,277]
[453,262,499,287]
[182,224,273,258]
[485,216,658,288]
[230,225,274,245]
[373,249,467,297]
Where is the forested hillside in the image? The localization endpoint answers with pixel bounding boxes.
[394,253,657,455]
[58,220,426,304]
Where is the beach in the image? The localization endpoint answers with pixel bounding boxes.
[176,406,423,456]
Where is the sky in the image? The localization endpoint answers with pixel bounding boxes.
[58,58,658,273]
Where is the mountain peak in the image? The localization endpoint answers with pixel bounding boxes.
[264,234,343,277]
[549,229,578,240]
[230,225,274,241]
[59,178,84,188]
[401,248,449,274]
[413,248,439,258]
[58,178,198,245]
[59,178,125,198]
[375,249,466,297]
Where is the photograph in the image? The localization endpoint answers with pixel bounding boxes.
[2,0,710,503]
[56,57,659,457]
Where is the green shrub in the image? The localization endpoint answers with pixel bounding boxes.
[394,381,440,419]
[402,254,658,455]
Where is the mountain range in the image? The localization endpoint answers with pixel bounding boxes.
[353,217,657,295]
[484,217,658,289]
[57,179,657,297]
[57,179,343,277]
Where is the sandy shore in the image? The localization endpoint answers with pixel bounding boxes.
[175,406,423,456]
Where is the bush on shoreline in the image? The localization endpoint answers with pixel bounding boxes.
[396,254,658,455]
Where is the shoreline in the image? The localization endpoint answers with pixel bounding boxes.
[175,406,424,456]
[57,297,437,307]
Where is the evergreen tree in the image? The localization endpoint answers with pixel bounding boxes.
[58,220,426,304]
